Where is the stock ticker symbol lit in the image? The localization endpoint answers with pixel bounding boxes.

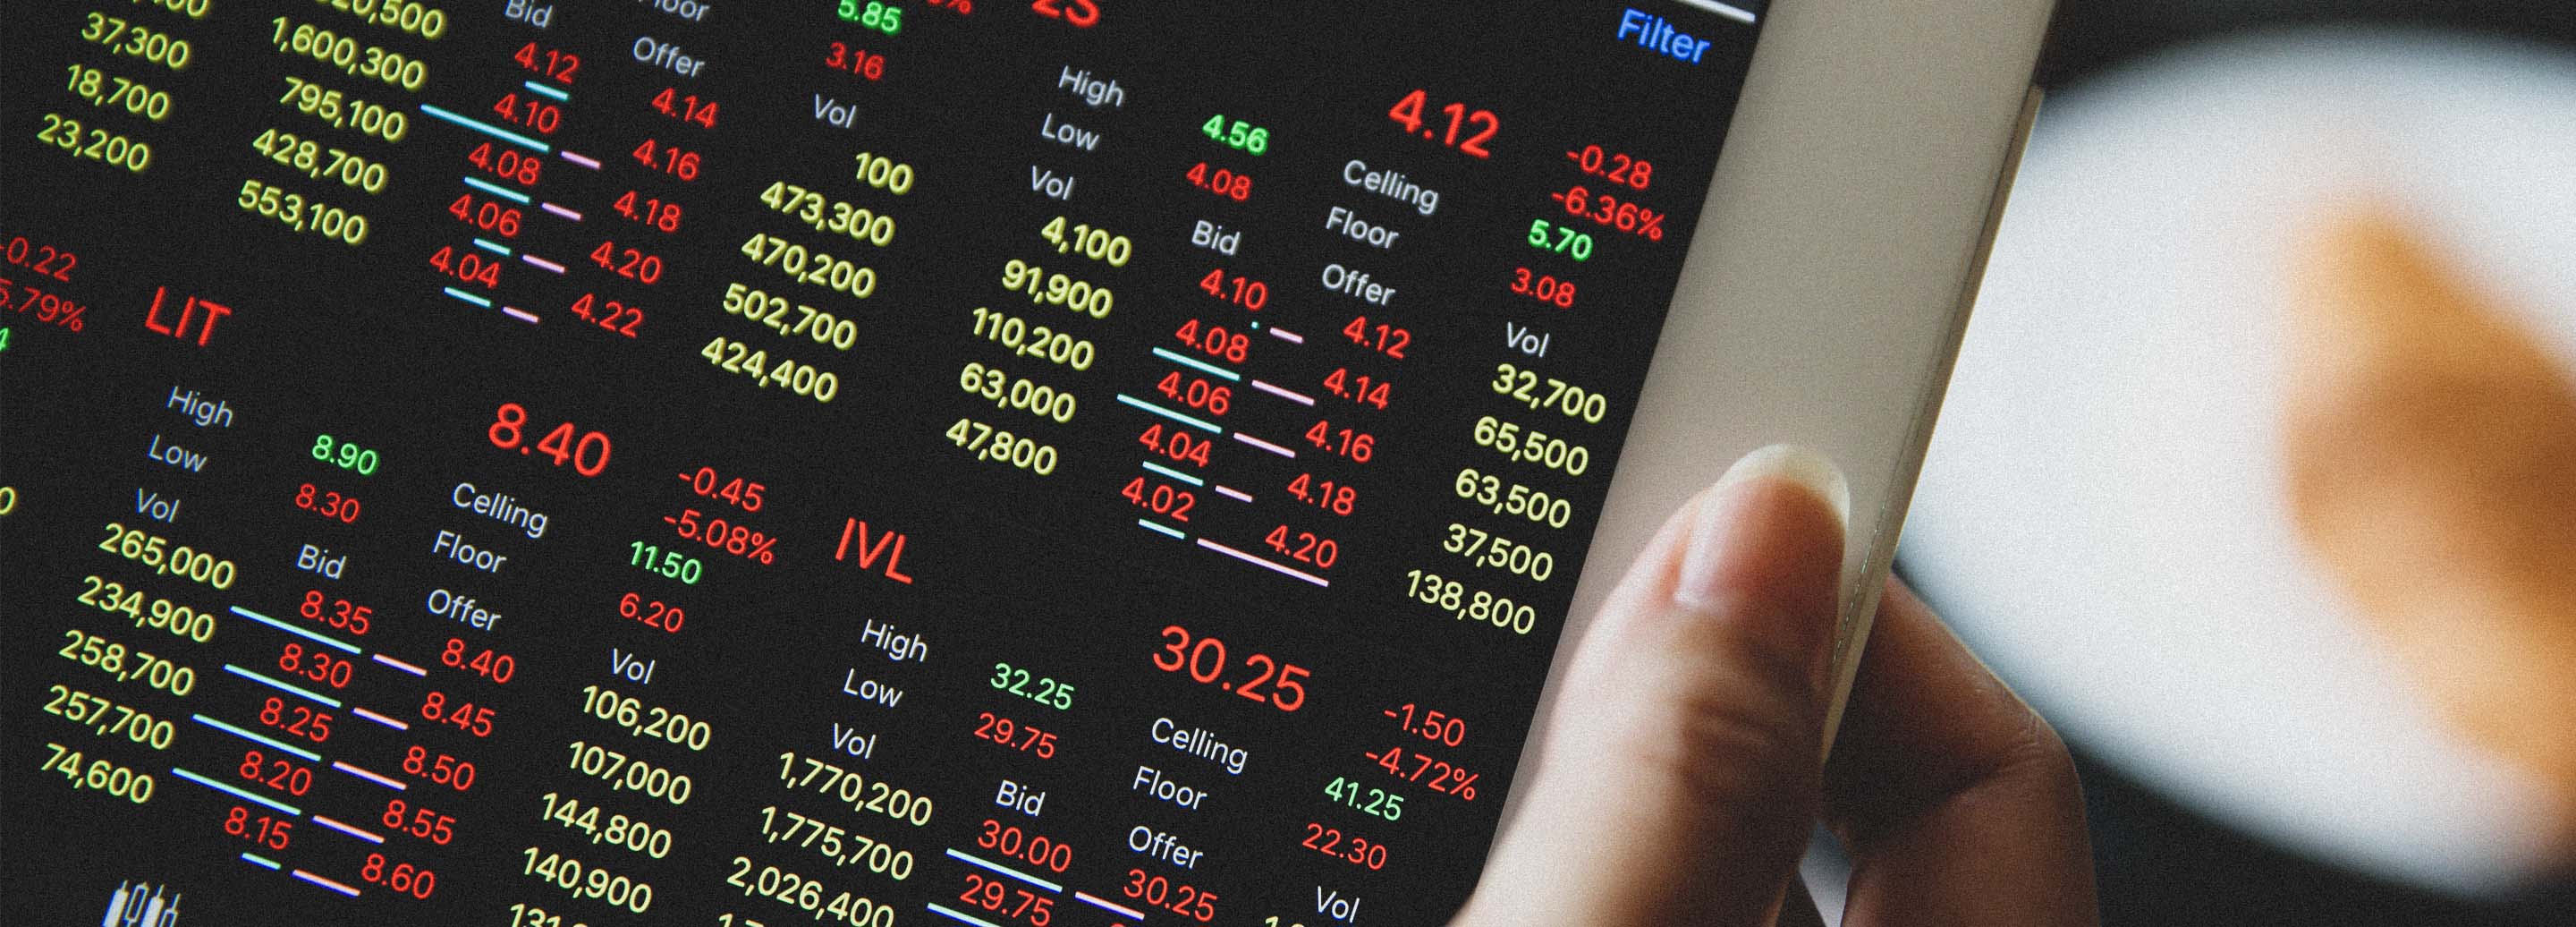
[143,286,232,347]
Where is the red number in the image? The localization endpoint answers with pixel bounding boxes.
[238,750,313,796]
[446,193,523,237]
[649,87,720,127]
[1153,625,1309,712]
[533,421,575,465]
[1303,420,1375,462]
[1121,476,1197,523]
[588,240,665,284]
[402,745,478,791]
[490,402,613,476]
[974,712,1059,759]
[438,638,516,684]
[1390,89,1496,158]
[611,191,684,233]
[1264,524,1339,568]
[1301,822,1388,870]
[1155,370,1232,416]
[466,142,543,185]
[1272,663,1309,712]
[382,799,456,845]
[1122,870,1218,922]
[1341,316,1411,359]
[1390,703,1469,746]
[1196,268,1267,310]
[1321,368,1393,409]
[824,42,887,80]
[278,642,354,688]
[418,691,495,736]
[567,293,645,337]
[224,805,293,849]
[978,819,1074,872]
[1388,89,1425,133]
[513,41,580,83]
[1286,472,1357,515]
[292,482,361,521]
[489,403,526,449]
[490,92,564,133]
[1568,145,1654,190]
[1173,319,1249,362]
[630,138,701,180]
[617,592,686,633]
[1184,162,1251,201]
[5,238,79,281]
[1511,268,1578,309]
[961,872,1056,924]
[1457,109,1498,157]
[296,590,370,634]
[361,852,437,899]
[679,466,765,512]
[258,697,333,744]
[428,246,503,287]
[1136,424,1213,467]
[1030,0,1099,29]
[293,483,363,523]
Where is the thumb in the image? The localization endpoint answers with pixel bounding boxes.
[1458,446,1851,927]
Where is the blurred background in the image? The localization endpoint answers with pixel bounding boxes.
[2032,0,2575,87]
[1862,1,2576,924]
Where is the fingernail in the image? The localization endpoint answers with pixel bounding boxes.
[1678,445,1851,610]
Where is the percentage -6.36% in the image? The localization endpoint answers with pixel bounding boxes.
[1547,185,1665,241]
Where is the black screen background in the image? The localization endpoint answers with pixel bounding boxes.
[1,3,1766,923]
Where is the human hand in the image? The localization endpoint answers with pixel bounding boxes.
[1453,446,2097,926]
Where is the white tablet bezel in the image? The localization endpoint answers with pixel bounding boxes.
[1505,0,2054,829]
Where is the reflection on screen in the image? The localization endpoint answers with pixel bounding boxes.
[0,2,1763,923]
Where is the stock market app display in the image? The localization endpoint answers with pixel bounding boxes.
[0,2,1767,924]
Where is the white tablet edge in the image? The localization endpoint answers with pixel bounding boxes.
[1500,0,2055,838]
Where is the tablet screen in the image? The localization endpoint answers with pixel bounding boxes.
[1,2,1766,923]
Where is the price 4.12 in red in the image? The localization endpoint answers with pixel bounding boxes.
[1387,89,1497,159]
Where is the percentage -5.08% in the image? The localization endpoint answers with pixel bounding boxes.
[664,508,779,566]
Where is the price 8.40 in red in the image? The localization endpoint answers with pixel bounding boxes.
[487,402,612,477]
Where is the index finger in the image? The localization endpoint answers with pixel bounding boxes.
[1821,577,2098,926]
